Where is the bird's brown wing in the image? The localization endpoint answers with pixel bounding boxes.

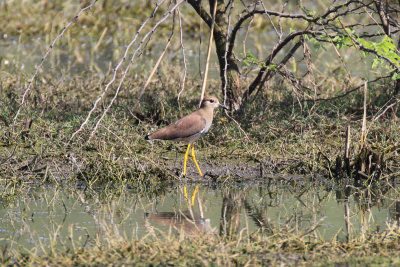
[148,111,206,141]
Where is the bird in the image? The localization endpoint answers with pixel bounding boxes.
[145,210,212,236]
[145,96,225,177]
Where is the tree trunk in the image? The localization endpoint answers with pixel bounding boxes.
[213,0,242,111]
[396,0,400,95]
[376,0,400,95]
[188,0,243,111]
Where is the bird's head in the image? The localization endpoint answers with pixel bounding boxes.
[200,96,227,110]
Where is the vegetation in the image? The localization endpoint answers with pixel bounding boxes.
[0,0,400,266]
[4,227,400,266]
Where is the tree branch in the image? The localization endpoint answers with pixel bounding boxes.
[247,30,309,97]
[228,9,312,58]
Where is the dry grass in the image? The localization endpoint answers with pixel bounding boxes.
[3,220,400,266]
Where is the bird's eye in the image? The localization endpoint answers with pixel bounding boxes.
[209,100,214,103]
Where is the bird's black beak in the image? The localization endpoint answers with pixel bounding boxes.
[219,103,228,110]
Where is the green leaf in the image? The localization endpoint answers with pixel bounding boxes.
[392,72,400,80]
[246,52,257,61]
[313,41,321,51]
[372,58,379,69]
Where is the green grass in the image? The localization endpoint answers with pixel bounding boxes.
[1,72,399,183]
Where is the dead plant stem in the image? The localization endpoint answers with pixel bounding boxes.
[199,0,217,107]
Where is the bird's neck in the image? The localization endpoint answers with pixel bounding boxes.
[200,107,214,120]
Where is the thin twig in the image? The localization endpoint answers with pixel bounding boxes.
[223,0,234,107]
[13,0,98,127]
[88,1,184,140]
[303,75,391,102]
[221,0,248,140]
[321,25,352,82]
[224,110,250,141]
[70,0,167,141]
[277,0,289,40]
[177,6,188,101]
[132,9,177,112]
[242,13,254,57]
[361,81,368,148]
[372,98,400,122]
[260,1,281,41]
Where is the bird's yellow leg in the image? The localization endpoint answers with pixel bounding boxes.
[191,145,203,176]
[184,186,189,202]
[183,185,199,208]
[191,184,199,207]
[183,144,191,176]
[183,145,200,208]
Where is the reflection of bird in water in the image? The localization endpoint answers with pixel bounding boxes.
[145,211,213,235]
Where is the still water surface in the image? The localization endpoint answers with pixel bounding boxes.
[1,179,399,253]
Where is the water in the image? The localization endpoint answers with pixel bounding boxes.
[0,25,378,83]
[1,180,399,253]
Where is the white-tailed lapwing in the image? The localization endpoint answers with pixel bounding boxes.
[146,96,224,177]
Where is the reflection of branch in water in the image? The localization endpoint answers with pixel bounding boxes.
[335,179,398,242]
[344,201,352,242]
[354,185,391,214]
[243,199,273,234]
[336,179,392,210]
[389,201,400,222]
[219,190,245,238]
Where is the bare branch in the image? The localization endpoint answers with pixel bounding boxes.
[12,0,98,127]
[228,8,312,57]
[187,0,216,30]
[247,30,309,97]
[372,97,400,121]
[223,0,234,107]
[131,10,177,113]
[177,6,188,101]
[260,1,281,41]
[304,75,392,103]
[70,0,169,141]
[88,1,185,140]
